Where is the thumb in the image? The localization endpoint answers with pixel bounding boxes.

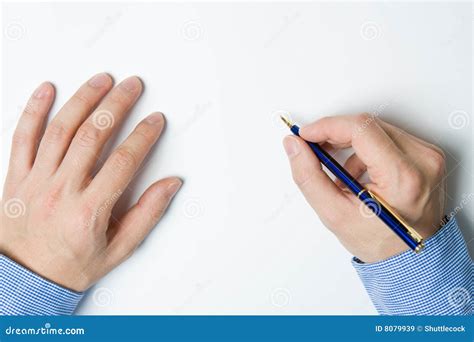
[283,135,353,228]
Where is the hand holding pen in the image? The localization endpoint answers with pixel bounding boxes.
[282,114,447,263]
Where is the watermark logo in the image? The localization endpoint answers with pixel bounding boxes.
[182,21,203,41]
[182,197,204,219]
[4,21,26,41]
[92,110,115,130]
[448,287,470,308]
[447,193,473,219]
[270,287,291,307]
[93,287,114,307]
[448,110,470,130]
[3,198,26,219]
[360,21,381,41]
[359,197,382,218]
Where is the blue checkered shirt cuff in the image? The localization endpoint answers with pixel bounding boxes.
[352,217,473,315]
[0,255,84,315]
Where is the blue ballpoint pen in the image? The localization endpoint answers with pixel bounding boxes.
[280,116,424,253]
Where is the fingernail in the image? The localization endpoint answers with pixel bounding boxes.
[88,73,110,88]
[145,112,163,125]
[283,136,300,158]
[166,179,182,197]
[120,76,141,93]
[33,82,51,99]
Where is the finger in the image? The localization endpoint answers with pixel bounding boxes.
[335,153,367,188]
[59,76,143,187]
[320,142,348,154]
[283,135,353,227]
[299,114,404,172]
[377,119,446,158]
[33,73,113,175]
[377,119,447,180]
[6,82,55,186]
[87,112,164,199]
[106,177,182,265]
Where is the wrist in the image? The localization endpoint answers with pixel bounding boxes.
[343,236,409,264]
[0,254,84,315]
[350,215,448,263]
[1,246,89,293]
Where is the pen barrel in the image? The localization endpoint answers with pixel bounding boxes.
[358,191,421,251]
[302,138,365,196]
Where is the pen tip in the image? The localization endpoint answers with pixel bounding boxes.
[280,115,293,128]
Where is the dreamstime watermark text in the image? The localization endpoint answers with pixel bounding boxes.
[5,322,85,336]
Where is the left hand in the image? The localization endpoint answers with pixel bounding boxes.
[0,73,182,291]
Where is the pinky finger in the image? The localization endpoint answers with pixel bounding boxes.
[6,82,55,186]
[105,177,182,266]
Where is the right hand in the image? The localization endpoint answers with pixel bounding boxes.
[282,114,447,262]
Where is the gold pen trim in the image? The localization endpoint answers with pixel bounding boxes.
[367,190,424,253]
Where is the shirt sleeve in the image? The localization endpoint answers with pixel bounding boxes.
[0,255,84,315]
[352,216,473,315]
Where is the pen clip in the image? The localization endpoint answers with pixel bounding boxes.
[367,190,425,253]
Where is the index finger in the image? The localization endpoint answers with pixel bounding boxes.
[299,114,403,170]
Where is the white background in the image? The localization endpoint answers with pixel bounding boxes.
[1,1,472,315]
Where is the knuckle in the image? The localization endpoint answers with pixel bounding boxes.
[134,125,157,145]
[432,145,446,160]
[78,202,97,229]
[82,200,97,217]
[40,185,64,216]
[140,200,164,222]
[45,121,69,143]
[292,167,316,189]
[351,113,376,136]
[425,149,446,176]
[76,122,101,147]
[77,197,111,231]
[399,162,425,202]
[292,172,306,188]
[152,208,166,221]
[71,92,93,108]
[109,89,133,106]
[111,147,137,171]
[354,113,372,126]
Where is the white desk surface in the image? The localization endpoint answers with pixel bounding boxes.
[1,1,472,315]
